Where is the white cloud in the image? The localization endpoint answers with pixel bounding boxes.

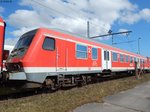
[118,28,129,32]
[11,27,37,37]
[6,0,150,40]
[120,8,150,24]
[5,37,18,46]
[8,10,48,28]
[139,8,150,22]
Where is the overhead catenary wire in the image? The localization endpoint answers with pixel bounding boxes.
[31,0,109,34]
[31,0,75,19]
[31,0,135,52]
[126,34,136,52]
[113,40,135,45]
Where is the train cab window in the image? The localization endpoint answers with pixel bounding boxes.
[120,54,124,62]
[12,29,37,52]
[76,44,87,59]
[43,37,55,51]
[92,48,98,60]
[126,56,129,62]
[112,52,118,62]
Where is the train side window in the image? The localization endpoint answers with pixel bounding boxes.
[104,51,109,61]
[137,58,139,63]
[134,57,136,62]
[126,55,129,62]
[112,52,118,62]
[104,51,107,60]
[120,54,124,62]
[107,51,109,60]
[76,44,87,59]
[92,48,98,60]
[130,57,133,63]
[43,37,55,51]
[140,59,142,63]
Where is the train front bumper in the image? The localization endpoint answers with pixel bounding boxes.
[7,72,41,89]
[9,72,27,80]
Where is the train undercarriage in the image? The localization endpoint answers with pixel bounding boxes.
[17,68,148,90]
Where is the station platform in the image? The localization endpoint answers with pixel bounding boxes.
[73,81,150,112]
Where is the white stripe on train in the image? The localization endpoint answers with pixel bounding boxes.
[23,67,139,73]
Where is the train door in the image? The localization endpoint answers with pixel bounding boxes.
[102,49,111,70]
[56,39,66,72]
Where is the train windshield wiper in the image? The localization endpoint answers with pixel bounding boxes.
[11,48,18,53]
[18,47,28,51]
[11,47,28,53]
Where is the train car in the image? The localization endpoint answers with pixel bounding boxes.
[0,17,14,80]
[0,17,6,77]
[3,45,14,71]
[144,57,150,72]
[5,28,150,88]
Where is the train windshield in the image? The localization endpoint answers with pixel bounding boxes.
[12,29,37,52]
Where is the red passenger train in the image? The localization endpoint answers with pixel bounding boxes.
[0,17,6,75]
[5,28,150,88]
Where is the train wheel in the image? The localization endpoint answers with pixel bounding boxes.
[77,75,87,86]
[82,75,87,86]
[44,78,57,91]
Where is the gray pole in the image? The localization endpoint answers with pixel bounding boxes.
[112,35,114,45]
[87,21,90,38]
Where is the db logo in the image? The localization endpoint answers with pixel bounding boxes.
[130,63,133,66]
[93,61,97,66]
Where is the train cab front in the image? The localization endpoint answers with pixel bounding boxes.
[4,29,38,88]
[6,61,26,81]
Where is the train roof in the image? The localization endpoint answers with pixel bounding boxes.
[35,28,146,59]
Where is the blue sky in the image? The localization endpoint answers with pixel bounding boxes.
[0,0,150,57]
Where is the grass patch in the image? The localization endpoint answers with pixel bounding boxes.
[0,74,150,112]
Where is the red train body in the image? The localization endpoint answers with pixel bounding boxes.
[0,17,5,74]
[5,28,150,88]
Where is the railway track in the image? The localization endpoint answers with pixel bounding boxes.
[0,73,136,101]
